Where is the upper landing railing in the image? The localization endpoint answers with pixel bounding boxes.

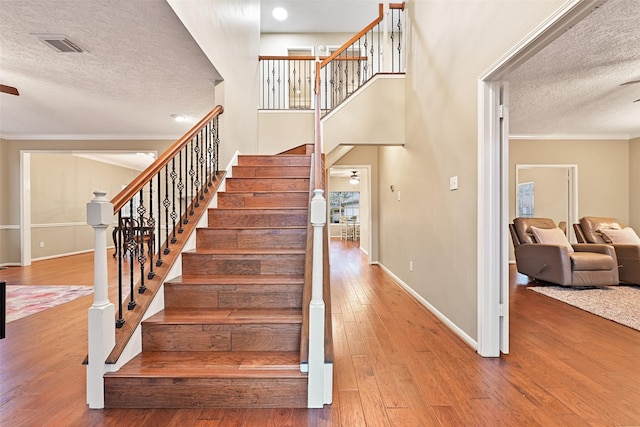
[259,3,405,116]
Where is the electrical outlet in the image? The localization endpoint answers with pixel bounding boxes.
[449,176,458,191]
[39,241,45,248]
[409,261,413,271]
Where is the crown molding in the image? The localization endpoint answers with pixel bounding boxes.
[509,133,632,141]
[0,133,179,141]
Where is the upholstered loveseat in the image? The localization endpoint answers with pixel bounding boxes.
[574,216,640,285]
[510,217,619,287]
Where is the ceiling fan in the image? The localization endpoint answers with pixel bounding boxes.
[0,84,20,96]
[349,170,360,185]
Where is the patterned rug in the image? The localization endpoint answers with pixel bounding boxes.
[529,285,640,331]
[5,285,94,323]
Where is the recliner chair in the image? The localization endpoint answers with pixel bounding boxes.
[574,216,640,285]
[510,217,619,287]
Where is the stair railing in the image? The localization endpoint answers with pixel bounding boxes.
[259,3,405,114]
[304,2,405,408]
[86,105,224,408]
[316,2,405,116]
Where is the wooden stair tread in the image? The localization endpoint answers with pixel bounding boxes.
[168,274,304,285]
[199,225,306,230]
[145,308,302,324]
[183,248,306,255]
[105,351,305,378]
[211,207,308,211]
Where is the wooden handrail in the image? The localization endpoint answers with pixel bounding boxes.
[319,2,404,68]
[111,105,224,212]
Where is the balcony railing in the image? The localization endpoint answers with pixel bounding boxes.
[259,3,405,116]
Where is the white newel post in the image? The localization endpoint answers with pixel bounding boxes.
[308,188,327,408]
[86,191,115,409]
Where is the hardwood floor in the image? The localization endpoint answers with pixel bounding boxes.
[1,241,640,425]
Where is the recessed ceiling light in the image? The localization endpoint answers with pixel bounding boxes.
[171,114,186,122]
[272,7,288,21]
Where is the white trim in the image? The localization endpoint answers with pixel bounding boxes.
[477,80,502,357]
[479,0,606,81]
[0,262,21,267]
[32,248,94,262]
[3,134,180,141]
[478,0,605,358]
[31,222,89,228]
[258,110,315,114]
[377,262,477,350]
[510,133,631,141]
[20,152,31,266]
[0,225,20,230]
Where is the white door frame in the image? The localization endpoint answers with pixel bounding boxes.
[515,164,579,242]
[477,0,603,357]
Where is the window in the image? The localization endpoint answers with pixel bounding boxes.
[329,191,360,224]
[517,182,534,217]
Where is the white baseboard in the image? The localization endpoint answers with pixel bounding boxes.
[376,262,478,351]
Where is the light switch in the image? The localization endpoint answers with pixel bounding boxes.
[449,176,458,191]
[397,191,401,201]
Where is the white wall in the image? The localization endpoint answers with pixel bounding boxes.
[258,111,314,154]
[510,139,630,226]
[168,0,261,166]
[1,138,173,265]
[378,0,565,341]
[630,136,640,230]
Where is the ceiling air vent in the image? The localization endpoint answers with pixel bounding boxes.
[36,34,84,53]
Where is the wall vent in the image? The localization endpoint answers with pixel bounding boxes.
[35,34,84,53]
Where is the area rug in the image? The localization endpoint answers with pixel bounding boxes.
[5,285,94,323]
[528,285,640,331]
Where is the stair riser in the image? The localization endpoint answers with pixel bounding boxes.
[104,377,307,408]
[231,166,310,178]
[182,253,305,275]
[207,211,308,228]
[217,193,309,209]
[237,155,311,167]
[196,228,307,250]
[164,284,303,309]
[225,178,309,192]
[142,323,301,352]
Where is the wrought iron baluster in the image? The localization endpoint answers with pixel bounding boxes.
[208,124,215,186]
[127,199,136,309]
[157,171,165,264]
[136,188,147,294]
[204,123,210,192]
[178,149,185,231]
[188,139,195,216]
[169,158,178,244]
[147,178,155,279]
[214,116,220,177]
[194,133,201,208]
[198,129,205,200]
[396,10,402,72]
[376,26,380,73]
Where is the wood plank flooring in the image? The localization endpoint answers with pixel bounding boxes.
[1,241,640,425]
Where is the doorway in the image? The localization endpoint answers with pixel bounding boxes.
[514,164,578,243]
[478,1,603,357]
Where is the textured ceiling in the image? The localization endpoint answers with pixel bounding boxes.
[0,0,221,139]
[508,0,640,138]
[0,0,638,141]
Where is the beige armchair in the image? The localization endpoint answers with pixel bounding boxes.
[510,217,619,287]
[574,216,640,285]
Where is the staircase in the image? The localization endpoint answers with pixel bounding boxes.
[104,153,313,408]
